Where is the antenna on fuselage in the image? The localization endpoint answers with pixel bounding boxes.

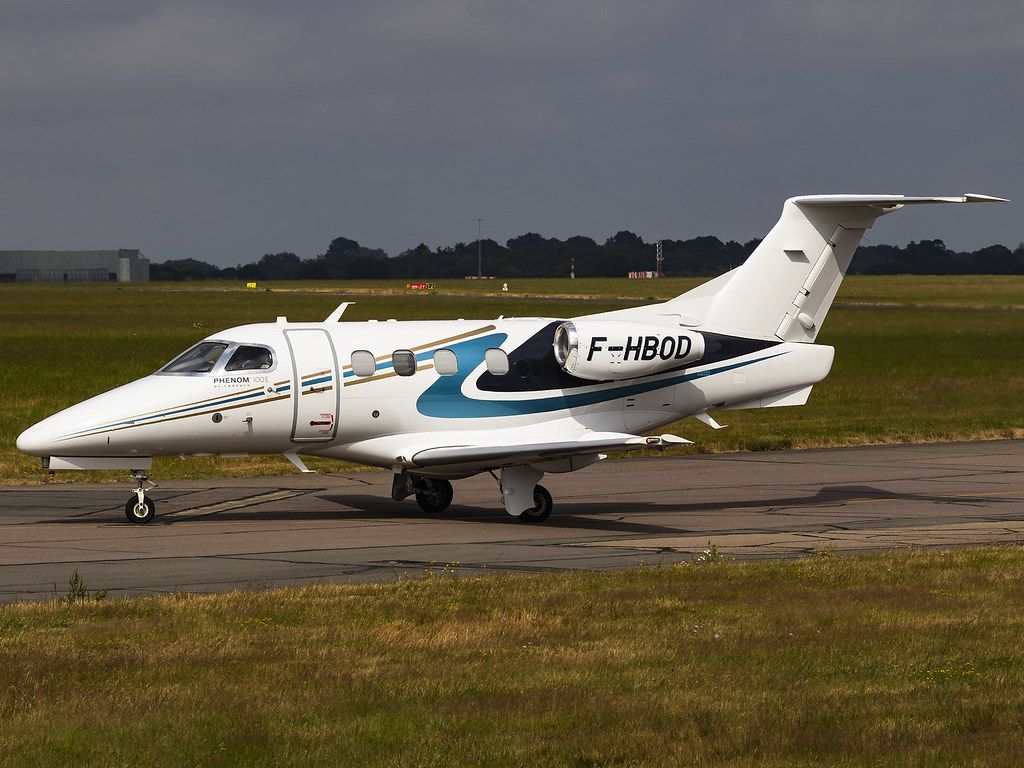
[325,301,354,322]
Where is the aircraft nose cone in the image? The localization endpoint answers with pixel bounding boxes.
[16,422,51,456]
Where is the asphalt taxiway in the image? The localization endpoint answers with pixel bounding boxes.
[0,440,1021,603]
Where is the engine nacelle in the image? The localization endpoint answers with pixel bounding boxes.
[552,320,705,381]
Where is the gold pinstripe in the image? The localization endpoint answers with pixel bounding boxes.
[58,324,498,439]
[53,394,292,442]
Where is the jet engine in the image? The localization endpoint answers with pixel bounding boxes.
[552,320,705,381]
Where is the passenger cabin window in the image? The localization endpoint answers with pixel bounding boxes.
[433,349,458,376]
[351,350,376,377]
[160,341,228,374]
[224,345,273,371]
[392,350,417,376]
[484,348,509,375]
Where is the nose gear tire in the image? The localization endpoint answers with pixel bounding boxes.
[125,496,156,524]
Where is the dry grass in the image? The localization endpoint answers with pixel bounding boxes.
[3,547,1024,766]
[2,277,1022,484]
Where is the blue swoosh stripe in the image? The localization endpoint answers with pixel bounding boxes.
[415,333,786,418]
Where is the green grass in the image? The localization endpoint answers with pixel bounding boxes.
[2,547,1024,766]
[155,274,1024,309]
[2,277,1022,484]
[155,274,1024,306]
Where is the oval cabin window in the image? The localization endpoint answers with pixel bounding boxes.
[484,348,509,375]
[433,349,458,376]
[392,350,417,376]
[350,350,376,377]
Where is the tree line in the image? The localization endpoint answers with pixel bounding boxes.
[151,232,1024,281]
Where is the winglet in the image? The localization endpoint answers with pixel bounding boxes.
[654,434,694,445]
[964,193,1010,203]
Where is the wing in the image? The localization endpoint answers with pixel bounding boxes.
[409,431,692,470]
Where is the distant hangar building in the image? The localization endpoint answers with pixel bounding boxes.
[0,249,150,283]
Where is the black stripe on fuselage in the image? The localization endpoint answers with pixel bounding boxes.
[475,321,781,393]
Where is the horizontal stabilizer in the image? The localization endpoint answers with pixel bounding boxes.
[791,193,1008,207]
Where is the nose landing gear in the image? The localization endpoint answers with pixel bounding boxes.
[125,471,156,524]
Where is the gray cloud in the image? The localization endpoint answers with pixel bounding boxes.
[0,1,1020,264]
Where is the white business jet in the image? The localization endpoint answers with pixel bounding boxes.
[17,193,1005,524]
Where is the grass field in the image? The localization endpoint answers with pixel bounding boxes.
[1,276,1022,484]
[2,546,1024,766]
[156,275,1024,307]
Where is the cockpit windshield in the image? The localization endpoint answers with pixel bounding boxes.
[159,341,228,374]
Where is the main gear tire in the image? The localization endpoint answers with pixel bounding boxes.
[415,479,454,513]
[518,484,553,524]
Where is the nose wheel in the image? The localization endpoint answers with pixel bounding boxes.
[125,472,156,524]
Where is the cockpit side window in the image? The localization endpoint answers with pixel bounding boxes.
[224,345,274,371]
[160,342,228,374]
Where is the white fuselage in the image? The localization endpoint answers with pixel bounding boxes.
[15,191,1002,522]
[16,315,833,476]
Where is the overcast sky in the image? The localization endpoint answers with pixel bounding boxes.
[1,1,1020,265]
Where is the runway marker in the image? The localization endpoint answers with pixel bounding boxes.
[167,489,310,519]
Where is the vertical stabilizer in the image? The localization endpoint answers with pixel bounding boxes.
[696,194,1006,341]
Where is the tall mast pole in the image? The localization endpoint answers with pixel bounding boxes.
[477,218,483,278]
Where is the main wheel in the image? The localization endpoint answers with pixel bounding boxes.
[415,479,454,513]
[519,484,553,524]
[125,495,156,524]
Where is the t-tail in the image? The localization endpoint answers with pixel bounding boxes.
[683,194,1007,341]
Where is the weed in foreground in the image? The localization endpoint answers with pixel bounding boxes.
[695,541,727,563]
[54,570,107,603]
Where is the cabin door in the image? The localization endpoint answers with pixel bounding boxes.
[284,329,340,442]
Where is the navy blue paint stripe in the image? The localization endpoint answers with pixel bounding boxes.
[415,332,786,418]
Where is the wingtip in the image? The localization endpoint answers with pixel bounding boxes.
[964,193,1010,203]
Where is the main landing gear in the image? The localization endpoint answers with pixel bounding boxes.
[125,471,156,524]
[392,468,555,523]
[392,474,455,514]
[497,465,554,524]
[415,478,454,514]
